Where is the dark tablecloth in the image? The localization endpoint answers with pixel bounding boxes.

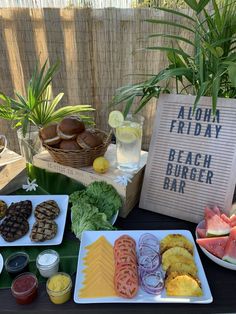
[0,206,235,314]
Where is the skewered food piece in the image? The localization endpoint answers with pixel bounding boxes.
[7,200,32,219]
[34,200,60,221]
[0,215,29,242]
[0,200,7,219]
[30,219,57,242]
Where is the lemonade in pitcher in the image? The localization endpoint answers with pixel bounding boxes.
[109,111,143,171]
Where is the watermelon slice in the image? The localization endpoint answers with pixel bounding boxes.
[205,207,231,236]
[223,227,236,264]
[212,206,221,216]
[230,215,236,228]
[197,227,206,238]
[196,236,229,259]
[221,213,231,225]
[230,203,236,217]
[196,221,206,238]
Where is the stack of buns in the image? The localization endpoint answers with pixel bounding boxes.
[39,116,103,151]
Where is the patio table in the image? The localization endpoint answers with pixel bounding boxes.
[0,206,235,314]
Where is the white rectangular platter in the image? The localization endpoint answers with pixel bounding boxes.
[0,195,69,246]
[74,230,213,304]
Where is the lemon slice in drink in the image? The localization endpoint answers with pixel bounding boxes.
[108,111,124,128]
[116,126,141,143]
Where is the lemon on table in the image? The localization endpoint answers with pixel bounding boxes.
[108,111,124,128]
[93,157,110,174]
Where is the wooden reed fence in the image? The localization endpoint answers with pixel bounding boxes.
[0,7,191,153]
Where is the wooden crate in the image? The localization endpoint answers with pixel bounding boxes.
[33,144,148,217]
[0,149,27,194]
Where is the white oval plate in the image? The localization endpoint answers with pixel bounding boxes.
[0,254,3,274]
[196,220,236,271]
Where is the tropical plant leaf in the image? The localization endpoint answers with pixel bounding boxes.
[228,64,236,87]
[153,6,196,22]
[145,19,195,33]
[183,0,198,11]
[123,95,136,118]
[197,0,211,14]
[212,0,221,30]
[146,46,192,60]
[134,87,161,114]
[212,75,221,114]
[148,33,195,46]
[193,81,210,112]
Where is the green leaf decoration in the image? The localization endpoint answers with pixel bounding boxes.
[25,164,85,196]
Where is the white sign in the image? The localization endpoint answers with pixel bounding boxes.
[140,94,236,223]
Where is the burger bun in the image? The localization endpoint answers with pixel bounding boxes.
[76,130,103,149]
[40,124,61,146]
[57,116,85,140]
[59,139,81,151]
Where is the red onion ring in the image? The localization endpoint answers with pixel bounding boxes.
[139,244,159,257]
[139,269,164,295]
[138,252,161,271]
[138,233,159,250]
[137,233,164,295]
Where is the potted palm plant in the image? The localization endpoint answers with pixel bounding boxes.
[0,60,94,162]
[112,0,236,116]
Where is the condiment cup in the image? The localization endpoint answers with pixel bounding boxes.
[11,272,38,304]
[46,272,72,304]
[36,249,60,278]
[5,252,29,277]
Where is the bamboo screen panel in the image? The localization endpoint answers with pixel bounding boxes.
[0,7,190,153]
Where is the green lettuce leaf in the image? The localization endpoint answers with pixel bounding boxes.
[71,202,114,239]
[85,181,122,220]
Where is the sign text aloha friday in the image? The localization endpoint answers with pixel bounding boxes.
[164,106,222,194]
[140,94,236,223]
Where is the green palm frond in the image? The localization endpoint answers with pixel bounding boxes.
[0,60,95,136]
[112,0,236,115]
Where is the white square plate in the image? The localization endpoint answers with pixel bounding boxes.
[0,195,69,246]
[74,230,213,304]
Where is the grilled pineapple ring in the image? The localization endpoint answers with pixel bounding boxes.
[165,273,203,297]
[160,234,194,254]
[162,247,194,271]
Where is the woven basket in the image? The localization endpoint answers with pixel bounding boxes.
[42,129,112,168]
